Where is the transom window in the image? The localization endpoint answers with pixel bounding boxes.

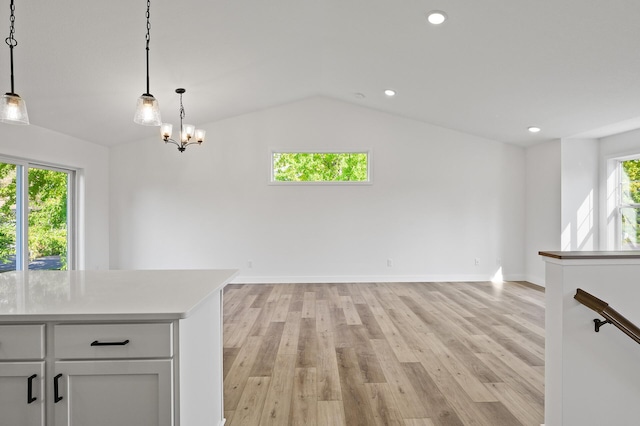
[271,151,370,183]
[0,158,75,272]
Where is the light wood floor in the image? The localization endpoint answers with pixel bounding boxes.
[223,281,545,426]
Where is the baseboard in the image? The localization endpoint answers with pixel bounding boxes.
[232,273,527,284]
[514,280,545,292]
[503,273,526,282]
[219,419,226,426]
[525,274,546,287]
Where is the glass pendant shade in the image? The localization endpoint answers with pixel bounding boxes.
[134,94,162,126]
[194,129,206,143]
[0,93,29,125]
[181,123,195,142]
[160,123,173,140]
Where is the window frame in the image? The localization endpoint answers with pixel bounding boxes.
[269,149,373,185]
[0,155,77,271]
[614,156,640,250]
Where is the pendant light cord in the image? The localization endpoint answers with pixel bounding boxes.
[5,0,17,94]
[145,0,151,96]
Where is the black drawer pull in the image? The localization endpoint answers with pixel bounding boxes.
[91,339,130,346]
[27,374,37,404]
[54,374,63,403]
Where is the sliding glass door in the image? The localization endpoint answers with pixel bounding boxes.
[0,158,74,272]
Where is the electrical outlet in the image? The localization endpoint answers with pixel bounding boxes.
[387,258,393,267]
[247,260,253,268]
[474,258,480,266]
[496,258,502,266]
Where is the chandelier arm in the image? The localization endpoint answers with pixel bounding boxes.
[183,141,202,147]
[164,138,181,147]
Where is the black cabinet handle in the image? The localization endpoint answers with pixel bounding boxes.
[27,374,37,404]
[91,339,130,346]
[54,374,63,403]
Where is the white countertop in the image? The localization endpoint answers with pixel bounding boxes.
[0,269,238,322]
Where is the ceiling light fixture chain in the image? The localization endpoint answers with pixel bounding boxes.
[0,0,28,125]
[5,0,17,94]
[6,0,15,45]
[161,88,205,153]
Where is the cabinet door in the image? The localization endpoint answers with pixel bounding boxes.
[0,362,45,426]
[53,359,173,426]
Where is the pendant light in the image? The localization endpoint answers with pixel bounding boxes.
[0,0,28,125]
[161,88,205,152]
[133,0,161,126]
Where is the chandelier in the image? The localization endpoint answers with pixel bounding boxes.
[0,0,28,125]
[161,89,205,152]
[133,0,161,126]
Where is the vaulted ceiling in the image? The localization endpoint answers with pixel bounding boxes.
[7,0,640,147]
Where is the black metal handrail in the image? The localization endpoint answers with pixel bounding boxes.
[574,288,640,345]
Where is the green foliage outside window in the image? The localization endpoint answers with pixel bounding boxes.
[0,163,16,263]
[0,163,68,268]
[273,152,368,182]
[622,159,640,203]
[621,159,640,248]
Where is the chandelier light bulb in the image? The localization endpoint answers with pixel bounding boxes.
[182,124,195,142]
[195,129,206,144]
[161,123,173,140]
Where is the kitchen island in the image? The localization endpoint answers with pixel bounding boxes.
[0,269,237,426]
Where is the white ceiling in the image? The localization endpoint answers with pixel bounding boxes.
[6,0,640,147]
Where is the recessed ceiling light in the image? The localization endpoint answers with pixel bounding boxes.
[528,126,541,133]
[384,89,396,97]
[426,11,447,25]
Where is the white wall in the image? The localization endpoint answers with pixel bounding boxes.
[0,124,110,270]
[525,140,561,286]
[560,138,599,251]
[110,97,526,283]
[600,128,640,158]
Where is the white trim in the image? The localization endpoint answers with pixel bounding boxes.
[607,155,640,250]
[600,151,640,251]
[231,273,526,284]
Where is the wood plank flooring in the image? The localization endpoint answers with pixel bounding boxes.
[223,282,545,426]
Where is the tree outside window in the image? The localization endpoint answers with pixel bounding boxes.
[272,152,369,183]
[0,161,71,271]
